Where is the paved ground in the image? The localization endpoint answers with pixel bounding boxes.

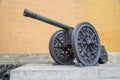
[10,63,120,80]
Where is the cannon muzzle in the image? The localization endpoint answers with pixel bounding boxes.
[23,9,72,30]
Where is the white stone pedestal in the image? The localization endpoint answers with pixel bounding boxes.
[10,64,120,80]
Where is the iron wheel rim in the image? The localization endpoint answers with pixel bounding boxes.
[49,30,75,65]
[72,22,100,66]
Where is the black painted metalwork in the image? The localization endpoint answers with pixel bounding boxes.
[49,30,75,64]
[0,64,14,78]
[99,45,108,64]
[0,64,21,80]
[72,22,100,66]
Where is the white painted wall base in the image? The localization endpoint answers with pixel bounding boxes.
[0,52,120,64]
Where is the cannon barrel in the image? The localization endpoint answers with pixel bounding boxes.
[0,64,14,77]
[23,9,72,30]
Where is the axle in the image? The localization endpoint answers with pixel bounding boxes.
[23,9,72,30]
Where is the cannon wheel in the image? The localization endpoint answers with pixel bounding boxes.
[49,30,75,65]
[72,22,100,66]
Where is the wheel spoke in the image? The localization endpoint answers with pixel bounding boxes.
[54,46,64,48]
[83,46,88,53]
[90,40,97,44]
[56,37,63,45]
[81,31,88,42]
[89,34,95,43]
[78,41,87,44]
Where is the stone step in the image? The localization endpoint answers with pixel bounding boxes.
[10,64,120,80]
[0,52,120,64]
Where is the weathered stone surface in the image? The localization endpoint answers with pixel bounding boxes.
[0,54,53,64]
[10,64,120,80]
[0,52,120,64]
[108,52,120,64]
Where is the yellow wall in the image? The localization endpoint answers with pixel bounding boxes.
[0,0,120,53]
